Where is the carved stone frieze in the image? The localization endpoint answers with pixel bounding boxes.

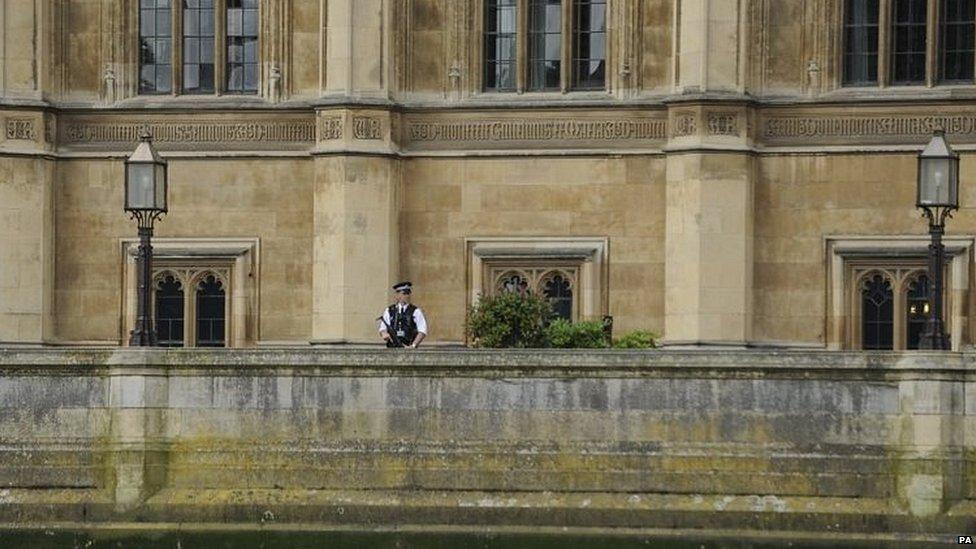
[707,113,738,136]
[761,110,976,146]
[353,117,381,140]
[670,113,697,137]
[6,119,37,141]
[403,113,667,151]
[58,115,316,150]
[320,117,344,140]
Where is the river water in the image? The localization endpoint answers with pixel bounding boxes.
[0,528,943,548]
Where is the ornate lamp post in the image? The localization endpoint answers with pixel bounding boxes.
[124,131,168,347]
[916,129,960,350]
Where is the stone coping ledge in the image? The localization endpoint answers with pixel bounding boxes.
[0,348,970,378]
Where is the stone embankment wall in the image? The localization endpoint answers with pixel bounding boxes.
[0,348,972,537]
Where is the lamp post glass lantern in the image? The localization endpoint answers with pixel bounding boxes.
[916,129,960,350]
[125,131,168,347]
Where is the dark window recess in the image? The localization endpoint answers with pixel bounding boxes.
[528,0,562,90]
[484,0,517,91]
[861,274,894,350]
[941,0,976,82]
[183,0,215,93]
[140,0,173,93]
[572,0,606,89]
[226,0,259,93]
[906,274,931,350]
[891,0,928,84]
[155,275,185,347]
[844,0,880,85]
[543,274,573,320]
[196,274,226,348]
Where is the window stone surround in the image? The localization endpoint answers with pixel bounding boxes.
[825,235,975,350]
[120,237,259,348]
[465,236,609,332]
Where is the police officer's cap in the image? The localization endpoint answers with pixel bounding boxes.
[392,281,413,294]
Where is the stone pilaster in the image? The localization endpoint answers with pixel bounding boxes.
[106,369,169,512]
[311,108,399,343]
[321,0,393,98]
[894,378,966,517]
[663,104,753,346]
[0,110,55,345]
[674,0,750,94]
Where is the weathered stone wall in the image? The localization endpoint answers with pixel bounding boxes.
[54,158,314,344]
[0,348,972,536]
[400,156,665,340]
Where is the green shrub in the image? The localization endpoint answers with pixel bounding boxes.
[612,330,658,349]
[466,291,553,348]
[546,318,609,349]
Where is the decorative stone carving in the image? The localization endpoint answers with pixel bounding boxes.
[707,113,738,136]
[60,119,316,148]
[762,113,976,144]
[320,117,344,140]
[5,119,37,141]
[671,113,697,137]
[407,118,666,143]
[353,117,381,140]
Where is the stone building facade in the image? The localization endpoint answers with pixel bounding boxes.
[1,0,975,349]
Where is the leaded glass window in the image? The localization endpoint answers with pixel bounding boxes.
[485,0,517,91]
[861,274,894,350]
[572,0,606,89]
[528,0,562,90]
[844,0,880,85]
[140,0,173,94]
[941,0,976,82]
[196,274,226,348]
[183,0,215,93]
[892,0,928,84]
[906,274,931,350]
[226,0,259,93]
[542,273,573,320]
[155,274,185,347]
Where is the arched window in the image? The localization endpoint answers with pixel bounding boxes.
[155,274,185,347]
[861,274,894,350]
[906,273,931,350]
[196,274,226,347]
[542,272,573,320]
[498,271,530,295]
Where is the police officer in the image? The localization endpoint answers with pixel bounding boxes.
[378,281,428,348]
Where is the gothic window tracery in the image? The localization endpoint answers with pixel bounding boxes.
[490,264,579,320]
[148,266,230,347]
[861,273,894,350]
[154,273,185,347]
[196,273,227,347]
